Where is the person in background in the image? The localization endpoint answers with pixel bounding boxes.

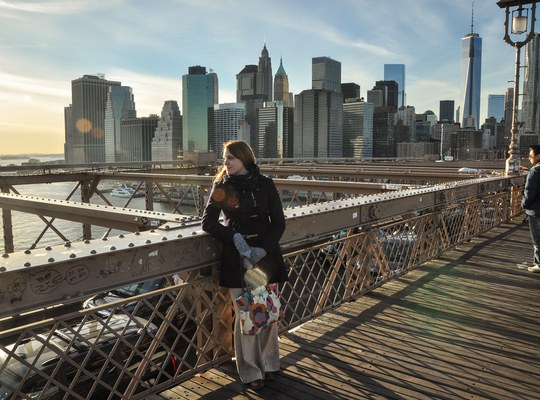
[201,140,288,389]
[522,144,540,273]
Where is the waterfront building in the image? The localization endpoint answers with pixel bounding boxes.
[104,86,136,162]
[460,31,482,129]
[120,115,159,162]
[65,74,121,164]
[212,103,245,152]
[522,33,540,136]
[384,64,405,108]
[439,100,455,123]
[487,94,505,123]
[182,66,218,152]
[152,101,182,161]
[257,101,294,158]
[343,99,373,158]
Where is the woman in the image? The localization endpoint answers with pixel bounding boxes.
[201,140,288,390]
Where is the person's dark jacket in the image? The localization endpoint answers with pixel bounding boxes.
[201,167,288,288]
[522,162,540,216]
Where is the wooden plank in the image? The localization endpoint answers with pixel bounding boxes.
[160,221,540,400]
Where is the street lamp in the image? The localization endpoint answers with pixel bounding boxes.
[497,0,538,175]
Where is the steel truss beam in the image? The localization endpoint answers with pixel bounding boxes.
[0,175,522,318]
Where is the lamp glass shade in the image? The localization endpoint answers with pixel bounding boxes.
[512,14,528,34]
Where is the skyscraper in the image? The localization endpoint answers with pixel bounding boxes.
[487,94,505,123]
[274,58,293,107]
[384,64,405,108]
[235,44,276,156]
[294,57,343,158]
[343,99,373,158]
[257,44,273,101]
[120,115,159,162]
[152,100,182,161]
[439,100,455,123]
[460,31,482,129]
[312,57,341,92]
[522,33,540,135]
[65,74,121,164]
[236,65,258,102]
[373,81,399,111]
[258,101,294,158]
[395,106,416,141]
[104,86,136,162]
[341,83,360,102]
[213,103,245,152]
[182,66,218,152]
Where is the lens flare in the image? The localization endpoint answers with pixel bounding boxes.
[75,118,92,133]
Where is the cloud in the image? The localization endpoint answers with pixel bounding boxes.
[105,69,182,116]
[0,0,98,14]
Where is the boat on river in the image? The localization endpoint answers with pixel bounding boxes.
[110,185,143,198]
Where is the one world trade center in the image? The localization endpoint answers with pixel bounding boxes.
[460,31,482,130]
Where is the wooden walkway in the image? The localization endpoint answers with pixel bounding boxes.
[157,220,540,400]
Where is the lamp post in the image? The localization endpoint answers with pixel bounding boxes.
[498,0,537,175]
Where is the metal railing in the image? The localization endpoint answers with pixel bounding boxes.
[0,172,524,399]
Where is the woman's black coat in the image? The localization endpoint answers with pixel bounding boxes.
[201,169,288,288]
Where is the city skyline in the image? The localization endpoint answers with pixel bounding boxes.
[0,0,519,154]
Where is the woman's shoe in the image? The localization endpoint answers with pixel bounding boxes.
[248,379,265,390]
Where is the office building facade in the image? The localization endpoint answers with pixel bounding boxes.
[104,86,136,162]
[522,33,540,135]
[120,115,159,162]
[295,57,343,158]
[294,89,343,158]
[487,94,505,123]
[373,81,399,111]
[439,100,455,123]
[274,58,293,107]
[258,101,294,158]
[460,32,482,129]
[257,44,273,101]
[343,99,373,158]
[65,75,121,164]
[152,100,182,161]
[312,57,341,92]
[182,66,218,152]
[372,107,396,158]
[341,83,360,102]
[212,103,245,152]
[384,64,405,108]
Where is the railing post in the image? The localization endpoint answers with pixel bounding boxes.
[1,184,14,253]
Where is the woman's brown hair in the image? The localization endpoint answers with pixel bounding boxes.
[214,140,256,183]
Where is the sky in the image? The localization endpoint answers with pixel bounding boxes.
[0,0,523,155]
